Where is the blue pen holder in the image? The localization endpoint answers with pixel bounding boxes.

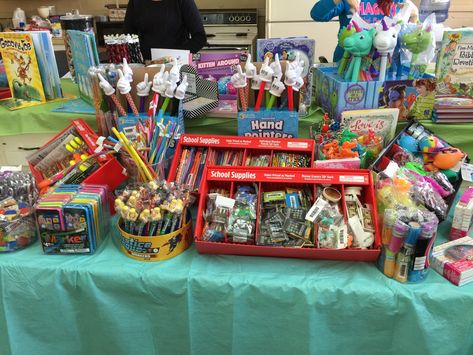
[313,64,436,121]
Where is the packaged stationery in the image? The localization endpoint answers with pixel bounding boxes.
[0,170,38,252]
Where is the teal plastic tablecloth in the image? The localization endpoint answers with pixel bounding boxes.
[0,213,472,355]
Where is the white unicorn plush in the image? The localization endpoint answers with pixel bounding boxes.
[373,18,400,82]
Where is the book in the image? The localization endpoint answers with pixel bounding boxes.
[257,37,315,116]
[28,31,63,100]
[192,51,246,118]
[340,108,399,146]
[431,236,473,286]
[67,30,99,106]
[0,32,46,110]
[436,28,473,97]
[432,95,473,123]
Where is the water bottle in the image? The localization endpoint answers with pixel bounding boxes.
[419,0,451,23]
[12,8,26,29]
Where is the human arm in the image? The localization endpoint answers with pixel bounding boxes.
[179,0,207,53]
[123,0,138,34]
[310,0,352,22]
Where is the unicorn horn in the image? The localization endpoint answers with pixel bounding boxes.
[382,18,389,31]
[352,21,361,33]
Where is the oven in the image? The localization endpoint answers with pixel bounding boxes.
[200,9,258,57]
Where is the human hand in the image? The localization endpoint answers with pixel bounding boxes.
[117,69,131,95]
[259,56,274,82]
[136,73,152,97]
[152,65,165,93]
[251,75,262,90]
[269,77,285,97]
[175,75,188,100]
[97,73,115,96]
[245,54,257,78]
[270,54,282,80]
[122,58,133,82]
[169,58,180,84]
[231,65,247,88]
[164,80,177,98]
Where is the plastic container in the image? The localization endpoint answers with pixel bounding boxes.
[419,0,451,23]
[0,213,37,252]
[12,8,26,29]
[118,210,193,261]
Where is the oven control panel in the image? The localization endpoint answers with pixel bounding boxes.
[200,10,258,26]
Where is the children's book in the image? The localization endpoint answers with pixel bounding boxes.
[0,32,46,110]
[340,108,399,145]
[67,30,99,106]
[436,28,473,97]
[192,51,246,118]
[28,31,63,100]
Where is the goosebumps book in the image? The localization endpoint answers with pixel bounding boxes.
[436,28,473,97]
[0,32,46,110]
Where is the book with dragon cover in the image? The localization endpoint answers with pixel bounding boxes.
[0,32,46,110]
[436,28,473,97]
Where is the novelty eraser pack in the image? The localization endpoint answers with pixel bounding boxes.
[26,119,127,195]
[313,65,436,121]
[36,184,110,254]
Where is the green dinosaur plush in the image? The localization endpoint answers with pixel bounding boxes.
[12,79,42,102]
[401,27,433,56]
[401,26,433,79]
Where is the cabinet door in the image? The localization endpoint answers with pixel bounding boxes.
[266,22,340,62]
[266,0,316,22]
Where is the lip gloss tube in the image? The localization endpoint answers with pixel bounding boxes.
[388,220,409,253]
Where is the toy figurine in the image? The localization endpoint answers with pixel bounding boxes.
[321,113,330,134]
[425,147,464,172]
[337,24,356,76]
[343,22,376,82]
[401,24,433,79]
[373,19,400,82]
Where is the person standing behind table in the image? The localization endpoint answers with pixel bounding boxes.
[123,0,207,61]
[310,0,418,62]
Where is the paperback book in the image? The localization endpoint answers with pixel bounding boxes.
[0,32,46,110]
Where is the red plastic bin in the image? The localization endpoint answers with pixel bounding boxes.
[195,167,381,262]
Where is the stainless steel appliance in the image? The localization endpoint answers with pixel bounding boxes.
[200,9,258,56]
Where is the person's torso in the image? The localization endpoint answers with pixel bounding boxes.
[133,0,187,46]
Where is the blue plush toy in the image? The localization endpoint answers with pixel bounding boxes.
[398,135,418,153]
